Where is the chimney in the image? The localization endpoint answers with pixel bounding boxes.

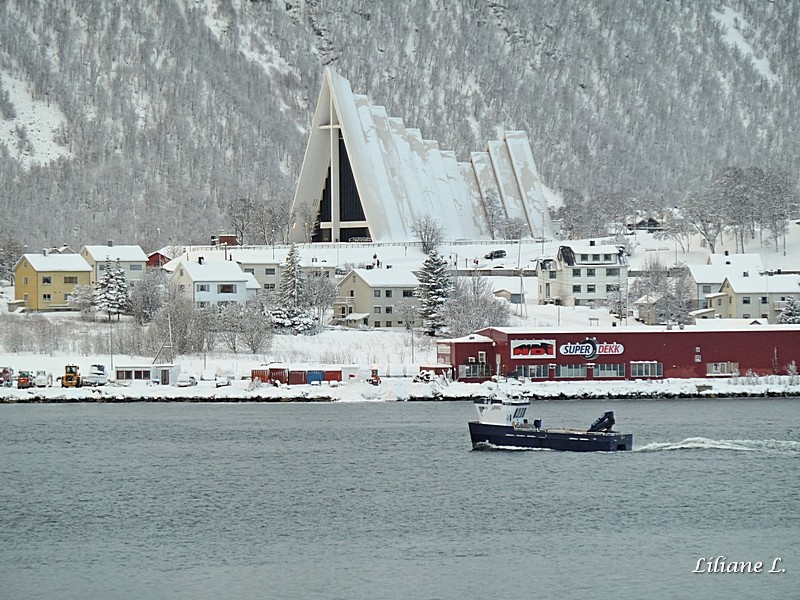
[107,240,113,247]
[198,256,204,265]
[42,248,48,256]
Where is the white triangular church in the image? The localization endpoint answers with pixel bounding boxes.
[290,67,554,244]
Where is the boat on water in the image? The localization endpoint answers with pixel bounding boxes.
[468,397,633,452]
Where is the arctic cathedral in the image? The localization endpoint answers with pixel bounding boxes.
[289,67,554,244]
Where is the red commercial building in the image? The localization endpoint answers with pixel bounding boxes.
[436,325,800,382]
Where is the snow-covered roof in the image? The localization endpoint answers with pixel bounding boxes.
[687,264,734,284]
[82,245,147,262]
[290,67,554,243]
[722,273,800,294]
[560,242,622,254]
[174,259,248,283]
[438,333,495,344]
[707,253,764,267]
[350,268,419,287]
[244,272,260,290]
[17,253,91,272]
[690,318,766,329]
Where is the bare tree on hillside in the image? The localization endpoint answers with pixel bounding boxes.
[481,191,505,240]
[411,214,445,254]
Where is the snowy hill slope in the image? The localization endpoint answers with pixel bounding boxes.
[0,0,797,250]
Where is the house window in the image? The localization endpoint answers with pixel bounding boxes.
[385,290,393,298]
[603,254,612,261]
[265,268,276,275]
[580,254,588,261]
[592,254,600,261]
[264,283,275,291]
[42,294,52,302]
[586,268,596,277]
[572,285,581,293]
[198,301,209,308]
[23,293,29,301]
[197,284,210,292]
[99,264,106,271]
[573,268,582,277]
[373,321,381,327]
[385,306,393,314]
[403,290,414,298]
[760,297,768,304]
[373,306,381,314]
[218,284,236,294]
[179,285,186,292]
[630,361,663,378]
[23,276,28,285]
[349,290,354,297]
[742,297,751,304]
[244,268,254,274]
[374,290,381,298]
[548,271,556,279]
[606,268,619,277]
[742,313,751,318]
[64,276,78,284]
[130,264,143,271]
[587,285,596,294]
[702,285,712,294]
[385,321,392,327]
[42,276,52,284]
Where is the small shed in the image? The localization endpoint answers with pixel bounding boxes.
[116,363,178,385]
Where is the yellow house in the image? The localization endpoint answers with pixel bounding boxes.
[14,251,92,311]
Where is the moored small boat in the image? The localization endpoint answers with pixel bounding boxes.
[468,397,633,452]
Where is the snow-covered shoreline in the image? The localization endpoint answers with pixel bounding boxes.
[3,375,799,404]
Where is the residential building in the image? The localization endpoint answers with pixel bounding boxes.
[80,242,148,285]
[169,257,259,308]
[333,268,420,328]
[13,251,91,311]
[536,241,629,307]
[692,272,800,323]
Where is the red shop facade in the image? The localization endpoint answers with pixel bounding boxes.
[436,325,800,382]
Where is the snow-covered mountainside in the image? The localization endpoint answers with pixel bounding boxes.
[0,0,797,250]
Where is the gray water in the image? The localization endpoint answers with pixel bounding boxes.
[1,398,798,600]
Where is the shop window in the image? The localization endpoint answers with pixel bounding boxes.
[555,364,587,378]
[630,361,663,378]
[595,363,625,378]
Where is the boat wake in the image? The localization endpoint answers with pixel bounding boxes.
[635,437,800,454]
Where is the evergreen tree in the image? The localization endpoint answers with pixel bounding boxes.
[94,257,130,321]
[416,251,451,336]
[271,243,315,334]
[279,243,303,309]
[778,297,800,324]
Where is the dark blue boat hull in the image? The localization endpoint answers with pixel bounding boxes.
[469,421,633,452]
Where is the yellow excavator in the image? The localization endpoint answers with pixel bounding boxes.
[62,364,82,387]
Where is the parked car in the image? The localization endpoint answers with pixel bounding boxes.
[484,249,507,260]
[35,370,52,387]
[176,373,198,387]
[1,367,13,387]
[17,370,34,389]
[215,376,231,388]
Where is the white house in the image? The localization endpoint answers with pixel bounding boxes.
[333,268,420,328]
[535,240,628,307]
[169,257,259,308]
[80,242,148,285]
